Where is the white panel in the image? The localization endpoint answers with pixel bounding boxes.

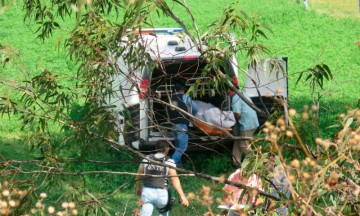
[244,58,288,99]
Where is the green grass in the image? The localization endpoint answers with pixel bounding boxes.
[0,0,359,215]
[311,0,360,21]
[0,135,34,161]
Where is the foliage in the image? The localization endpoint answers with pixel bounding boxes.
[0,181,79,215]
[296,63,333,122]
[259,108,360,215]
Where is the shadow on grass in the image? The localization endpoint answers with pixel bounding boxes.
[0,135,36,161]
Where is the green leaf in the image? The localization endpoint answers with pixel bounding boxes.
[53,22,60,28]
[344,118,353,131]
[305,73,312,81]
[323,64,333,79]
[295,72,304,86]
[259,22,273,34]
[275,156,281,166]
[256,29,268,39]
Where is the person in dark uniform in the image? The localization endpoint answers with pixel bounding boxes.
[167,82,198,168]
[136,140,189,216]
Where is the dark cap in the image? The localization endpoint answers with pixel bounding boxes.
[155,140,170,152]
[174,82,185,91]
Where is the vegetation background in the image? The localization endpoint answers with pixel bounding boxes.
[0,0,359,215]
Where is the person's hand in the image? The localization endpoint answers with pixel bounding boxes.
[136,187,142,197]
[179,196,189,207]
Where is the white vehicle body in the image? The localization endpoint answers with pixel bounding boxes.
[245,57,289,126]
[110,28,238,150]
[111,28,288,150]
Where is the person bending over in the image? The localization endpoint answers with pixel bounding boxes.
[167,82,198,167]
[227,85,259,167]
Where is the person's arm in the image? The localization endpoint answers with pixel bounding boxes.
[136,166,144,197]
[168,168,189,207]
[233,112,241,121]
[231,95,242,121]
[183,95,198,115]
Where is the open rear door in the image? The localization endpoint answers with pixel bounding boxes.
[244,57,288,127]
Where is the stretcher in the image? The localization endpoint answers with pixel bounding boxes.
[192,118,232,137]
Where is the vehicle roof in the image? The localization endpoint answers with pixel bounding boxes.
[134,34,202,60]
